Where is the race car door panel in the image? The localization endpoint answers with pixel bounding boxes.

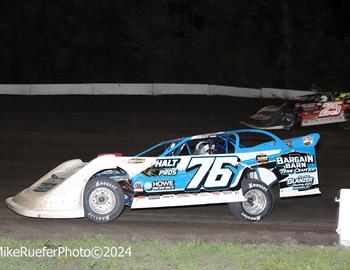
[130,155,246,209]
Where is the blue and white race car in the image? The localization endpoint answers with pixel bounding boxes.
[6,129,321,223]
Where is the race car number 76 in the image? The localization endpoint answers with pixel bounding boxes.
[185,156,239,190]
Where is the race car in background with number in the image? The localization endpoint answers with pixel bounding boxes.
[6,129,321,223]
[241,91,350,130]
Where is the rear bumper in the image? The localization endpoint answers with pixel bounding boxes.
[6,197,84,219]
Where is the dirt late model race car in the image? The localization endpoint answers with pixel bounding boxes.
[6,129,321,223]
[241,91,350,130]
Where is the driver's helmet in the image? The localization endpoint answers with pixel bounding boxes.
[194,141,210,155]
[209,142,219,154]
[319,95,328,102]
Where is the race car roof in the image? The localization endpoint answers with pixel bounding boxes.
[136,129,282,157]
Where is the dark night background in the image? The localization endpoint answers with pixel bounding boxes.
[0,0,349,90]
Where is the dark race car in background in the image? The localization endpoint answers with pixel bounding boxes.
[241,92,350,130]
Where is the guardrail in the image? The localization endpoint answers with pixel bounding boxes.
[0,83,313,100]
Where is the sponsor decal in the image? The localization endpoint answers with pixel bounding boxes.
[161,194,176,198]
[276,153,314,165]
[148,195,160,200]
[241,212,261,221]
[158,169,178,176]
[151,180,175,190]
[144,182,152,191]
[303,136,313,146]
[34,174,65,192]
[177,193,190,197]
[287,175,314,190]
[256,153,269,163]
[287,167,316,174]
[144,180,175,191]
[154,158,180,168]
[133,182,143,192]
[285,140,293,147]
[248,182,268,192]
[128,158,146,164]
[276,153,315,174]
[95,181,117,190]
[192,133,224,140]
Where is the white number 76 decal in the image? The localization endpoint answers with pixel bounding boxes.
[185,156,239,191]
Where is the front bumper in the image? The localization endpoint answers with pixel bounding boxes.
[6,196,84,219]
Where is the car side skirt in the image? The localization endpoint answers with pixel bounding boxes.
[131,190,245,209]
[301,115,345,126]
[280,187,321,198]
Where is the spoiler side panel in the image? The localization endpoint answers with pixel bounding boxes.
[278,133,321,198]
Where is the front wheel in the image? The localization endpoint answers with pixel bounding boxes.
[228,179,274,222]
[281,113,296,130]
[83,177,125,223]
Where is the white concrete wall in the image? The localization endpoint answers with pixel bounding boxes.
[153,84,209,95]
[30,84,93,95]
[0,83,314,100]
[209,85,262,98]
[92,83,153,95]
[0,84,31,95]
[261,88,311,99]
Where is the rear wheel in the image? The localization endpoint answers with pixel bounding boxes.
[84,177,125,223]
[228,179,274,222]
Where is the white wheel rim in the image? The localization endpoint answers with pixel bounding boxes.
[89,187,116,215]
[242,189,267,215]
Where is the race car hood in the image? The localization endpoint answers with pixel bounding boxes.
[7,159,88,218]
[240,103,288,129]
[250,104,284,121]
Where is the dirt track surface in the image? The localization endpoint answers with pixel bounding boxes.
[0,95,348,246]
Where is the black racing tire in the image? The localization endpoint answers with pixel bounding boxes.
[228,179,274,222]
[83,177,125,223]
[281,113,296,130]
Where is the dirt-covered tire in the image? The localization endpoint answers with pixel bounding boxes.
[83,177,125,223]
[228,179,274,222]
[281,113,296,130]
